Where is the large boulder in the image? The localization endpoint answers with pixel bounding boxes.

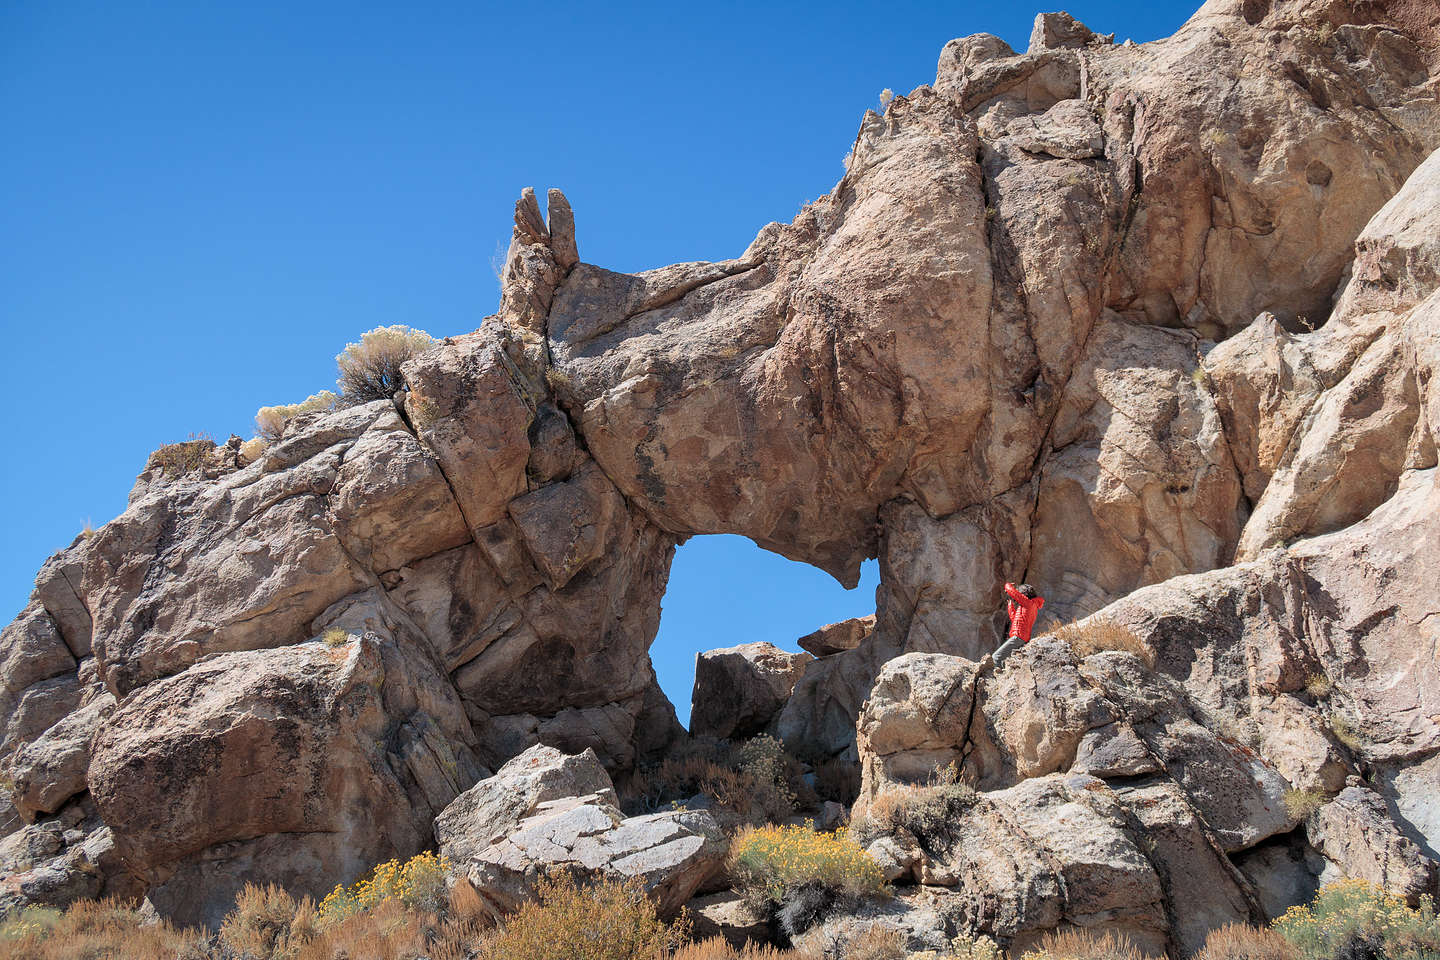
[690,642,811,740]
[88,625,483,927]
[437,745,725,919]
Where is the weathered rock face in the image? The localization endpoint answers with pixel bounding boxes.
[1,0,1438,942]
[88,621,485,927]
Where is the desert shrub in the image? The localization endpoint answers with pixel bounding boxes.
[1194,923,1297,960]
[810,754,861,806]
[1018,927,1161,959]
[1305,673,1332,698]
[628,735,800,822]
[672,938,818,960]
[255,390,341,441]
[946,933,1004,960]
[291,897,431,960]
[1283,788,1326,821]
[737,734,798,819]
[1274,879,1440,960]
[221,882,298,957]
[336,325,434,402]
[470,872,688,960]
[322,627,350,647]
[0,898,202,960]
[1053,619,1155,668]
[152,433,215,477]
[239,436,269,464]
[316,850,450,923]
[849,764,976,846]
[729,823,886,915]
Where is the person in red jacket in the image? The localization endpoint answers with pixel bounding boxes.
[986,582,1045,668]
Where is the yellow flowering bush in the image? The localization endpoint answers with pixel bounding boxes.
[1274,878,1440,959]
[317,850,451,923]
[729,823,886,905]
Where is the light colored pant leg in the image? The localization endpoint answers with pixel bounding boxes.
[993,636,1023,666]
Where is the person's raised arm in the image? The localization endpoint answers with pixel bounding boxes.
[1004,582,1026,603]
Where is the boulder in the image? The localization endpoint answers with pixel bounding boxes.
[797,615,873,658]
[88,628,482,927]
[690,642,811,740]
[438,745,725,919]
[434,744,617,864]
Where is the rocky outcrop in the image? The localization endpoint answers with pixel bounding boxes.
[1,0,1438,943]
[437,745,725,920]
[88,618,485,927]
[690,643,811,740]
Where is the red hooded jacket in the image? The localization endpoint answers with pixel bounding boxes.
[1004,582,1044,642]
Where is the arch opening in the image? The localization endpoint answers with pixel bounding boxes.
[650,534,879,732]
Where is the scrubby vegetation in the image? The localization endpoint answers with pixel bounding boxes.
[336,325,435,402]
[0,854,1432,960]
[152,432,215,477]
[255,391,340,441]
[249,325,435,445]
[849,763,977,848]
[626,734,805,823]
[317,850,450,922]
[1192,923,1296,960]
[470,872,688,960]
[1052,619,1155,668]
[729,823,887,940]
[1282,787,1326,821]
[1017,928,1160,960]
[0,899,200,960]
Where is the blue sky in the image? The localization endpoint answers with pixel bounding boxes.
[1,0,1195,724]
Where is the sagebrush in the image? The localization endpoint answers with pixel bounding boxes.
[1053,619,1155,668]
[336,324,434,401]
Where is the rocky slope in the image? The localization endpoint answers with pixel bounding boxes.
[2,0,1439,950]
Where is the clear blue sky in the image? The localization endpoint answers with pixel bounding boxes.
[1,0,1194,725]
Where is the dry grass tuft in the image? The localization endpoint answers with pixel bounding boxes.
[850,764,977,847]
[1019,927,1162,960]
[0,899,201,960]
[671,937,817,960]
[1282,788,1326,821]
[239,436,269,465]
[1192,922,1297,960]
[1053,619,1155,668]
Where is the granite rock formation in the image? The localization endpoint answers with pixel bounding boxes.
[1,0,1438,949]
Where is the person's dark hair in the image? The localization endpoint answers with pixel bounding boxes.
[1018,583,1038,598]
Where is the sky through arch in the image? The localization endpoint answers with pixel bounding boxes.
[653,535,881,729]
